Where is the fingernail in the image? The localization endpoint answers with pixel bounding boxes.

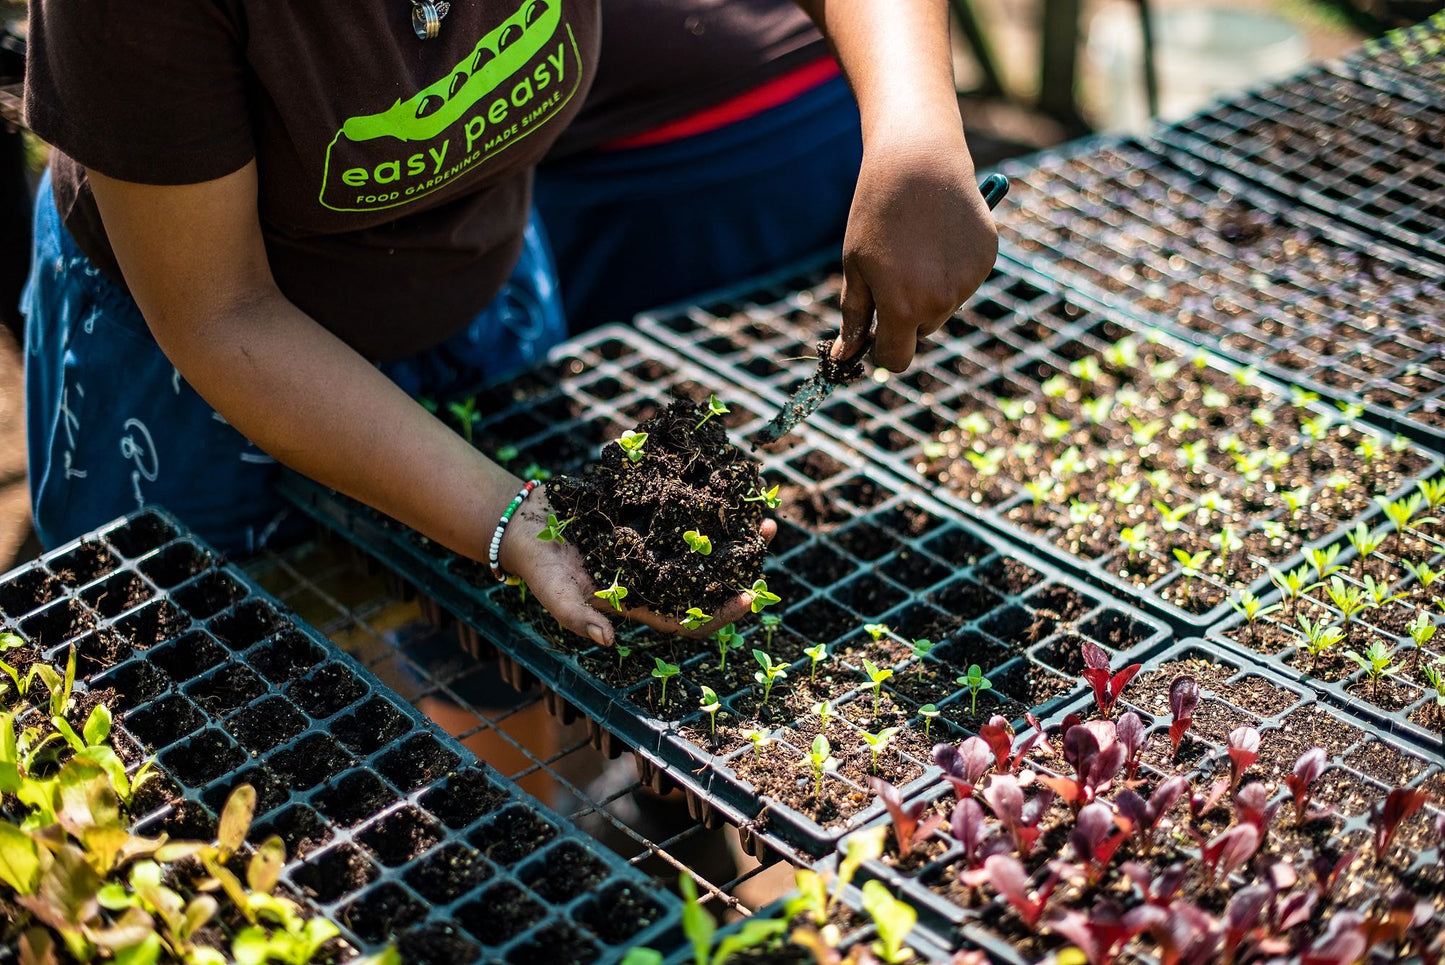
[588,624,609,647]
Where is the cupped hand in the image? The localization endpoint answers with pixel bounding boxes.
[498,488,777,646]
[832,130,999,373]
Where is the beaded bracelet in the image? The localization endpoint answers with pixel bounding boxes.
[489,479,540,583]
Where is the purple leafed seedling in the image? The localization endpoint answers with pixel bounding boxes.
[1371,787,1430,855]
[1284,747,1328,826]
[1201,822,1260,882]
[978,713,1048,775]
[933,737,993,800]
[950,796,1000,879]
[1116,711,1147,782]
[1233,782,1280,835]
[1070,802,1130,885]
[869,776,944,856]
[1223,883,1272,959]
[1302,911,1368,965]
[1080,642,1141,719]
[1114,775,1188,850]
[1167,676,1200,757]
[1047,902,1165,965]
[1190,778,1230,822]
[981,773,1055,856]
[1311,850,1356,900]
[1039,720,1123,811]
[1122,861,1188,909]
[1226,726,1260,790]
[1145,902,1222,965]
[983,853,1060,930]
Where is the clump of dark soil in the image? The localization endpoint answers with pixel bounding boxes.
[815,337,868,385]
[546,399,768,614]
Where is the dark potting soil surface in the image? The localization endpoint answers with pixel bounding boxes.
[548,398,768,615]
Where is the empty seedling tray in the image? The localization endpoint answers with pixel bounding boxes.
[990,136,1445,451]
[0,508,681,964]
[279,325,1171,862]
[638,257,1442,634]
[853,640,1445,960]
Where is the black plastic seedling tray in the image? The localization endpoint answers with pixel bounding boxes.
[854,640,1445,960]
[280,325,1171,863]
[1154,61,1445,262]
[1352,11,1445,96]
[0,508,680,964]
[638,257,1441,635]
[989,136,1445,452]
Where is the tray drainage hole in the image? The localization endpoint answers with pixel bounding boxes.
[928,577,1004,622]
[458,881,547,946]
[202,764,290,818]
[1078,609,1153,649]
[80,572,155,620]
[575,882,667,946]
[505,923,600,964]
[184,664,267,716]
[396,922,480,965]
[269,733,357,791]
[307,768,393,827]
[50,540,121,588]
[207,599,284,649]
[114,600,191,650]
[139,542,213,589]
[286,662,368,719]
[107,511,179,558]
[247,629,326,684]
[123,694,205,749]
[379,734,461,793]
[70,627,134,676]
[339,883,428,946]
[404,842,494,903]
[99,660,170,711]
[160,729,246,787]
[294,842,380,904]
[22,598,98,649]
[333,696,411,755]
[254,804,333,858]
[520,840,609,903]
[468,806,558,866]
[149,630,227,682]
[419,767,509,829]
[921,528,994,569]
[357,806,444,868]
[225,696,307,754]
[171,571,247,620]
[0,568,65,620]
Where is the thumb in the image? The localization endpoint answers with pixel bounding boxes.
[834,262,876,363]
[532,571,616,647]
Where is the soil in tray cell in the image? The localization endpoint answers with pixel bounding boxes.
[405,842,495,903]
[379,733,460,793]
[269,733,357,791]
[357,805,444,868]
[247,629,325,684]
[123,694,205,749]
[134,801,217,842]
[287,662,368,719]
[520,840,609,903]
[69,627,133,677]
[0,568,65,619]
[107,511,179,558]
[202,764,291,818]
[171,570,247,619]
[225,696,307,754]
[207,599,285,649]
[574,882,668,946]
[98,659,169,711]
[315,770,399,828]
[293,841,380,904]
[504,923,600,964]
[457,881,547,947]
[395,924,481,965]
[112,600,190,649]
[80,571,154,619]
[254,804,333,858]
[21,598,97,648]
[333,696,411,756]
[468,806,558,866]
[184,664,266,716]
[341,882,429,945]
[729,741,882,827]
[138,542,212,589]
[160,729,246,787]
[49,540,121,588]
[147,630,227,683]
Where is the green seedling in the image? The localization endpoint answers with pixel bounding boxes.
[807,734,838,800]
[864,623,891,642]
[696,394,729,428]
[785,869,830,927]
[919,704,940,739]
[1081,395,1114,425]
[1344,640,1402,697]
[522,463,552,482]
[1050,446,1086,481]
[1210,526,1243,569]
[804,644,828,684]
[494,444,520,466]
[1422,662,1445,716]
[862,879,918,965]
[652,657,681,707]
[1119,525,1149,557]
[680,608,712,632]
[1013,443,1039,465]
[1023,478,1056,506]
[1269,564,1317,612]
[714,624,743,672]
[1290,386,1320,408]
[1261,520,1288,542]
[418,397,439,414]
[683,530,713,556]
[1173,548,1211,587]
[813,700,833,733]
[1176,440,1207,472]
[1362,575,1406,609]
[1068,500,1098,527]
[910,638,935,664]
[1129,417,1165,446]
[1041,374,1071,399]
[1203,387,1231,409]
[1417,478,1445,511]
[747,579,781,613]
[447,396,481,445]
[615,644,631,671]
[1346,522,1383,568]
[744,484,783,508]
[536,513,573,545]
[1324,576,1373,628]
[957,664,992,716]
[1305,543,1345,581]
[699,686,720,735]
[1355,435,1383,466]
[861,659,894,719]
[760,613,782,654]
[921,441,949,460]
[616,430,649,463]
[1378,493,1439,547]
[1301,413,1332,443]
[753,649,788,707]
[1106,478,1141,506]
[959,412,992,436]
[1231,589,1281,624]
[1069,356,1103,383]
[1041,414,1072,442]
[745,728,774,755]
[1298,615,1346,673]
[860,727,901,775]
[1409,612,1437,652]
[594,571,629,611]
[1104,337,1140,369]
[1154,500,1193,533]
[997,397,1030,421]
[1406,561,1442,591]
[965,447,1005,478]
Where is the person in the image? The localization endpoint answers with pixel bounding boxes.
[533,0,862,332]
[22,0,998,648]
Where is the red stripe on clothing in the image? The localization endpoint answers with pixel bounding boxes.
[602,56,842,150]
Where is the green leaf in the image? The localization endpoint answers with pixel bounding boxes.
[231,926,271,965]
[620,950,664,965]
[97,882,136,910]
[219,785,258,855]
[863,879,917,963]
[111,931,162,965]
[711,917,788,965]
[247,835,286,896]
[0,822,40,894]
[678,875,716,965]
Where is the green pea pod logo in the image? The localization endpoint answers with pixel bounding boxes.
[320,0,579,212]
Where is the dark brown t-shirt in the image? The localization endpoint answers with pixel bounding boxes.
[25,0,600,360]
[545,0,827,159]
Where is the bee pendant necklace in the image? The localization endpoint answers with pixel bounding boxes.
[411,0,451,39]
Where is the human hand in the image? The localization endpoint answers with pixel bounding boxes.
[832,132,999,373]
[498,488,777,646]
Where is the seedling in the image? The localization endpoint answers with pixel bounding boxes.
[1167,676,1199,756]
[860,727,900,774]
[1079,642,1141,719]
[652,657,681,706]
[1024,478,1057,506]
[966,447,1006,478]
[1346,522,1383,570]
[682,530,713,555]
[1201,823,1260,882]
[1285,747,1327,825]
[1298,615,1346,672]
[808,735,838,800]
[1226,726,1260,789]
[615,644,631,670]
[1209,525,1243,569]
[869,777,942,857]
[447,396,481,444]
[695,394,729,428]
[699,686,720,734]
[918,704,939,739]
[982,855,1059,929]
[713,624,742,672]
[862,659,894,718]
[745,728,773,755]
[804,644,827,684]
[1173,548,1210,589]
[1050,446,1086,481]
[1068,500,1098,527]
[760,613,782,653]
[1406,561,1441,592]
[522,463,552,482]
[616,429,649,462]
[752,649,787,707]
[1361,575,1405,610]
[494,444,519,466]
[1230,589,1281,625]
[680,608,712,632]
[1070,801,1131,885]
[959,411,993,436]
[1118,525,1149,557]
[984,771,1057,852]
[1417,477,1445,511]
[813,700,833,733]
[1117,711,1147,781]
[1420,661,1445,716]
[1129,417,1165,446]
[1305,543,1345,581]
[1038,721,1122,810]
[862,879,917,964]
[535,513,573,545]
[1409,612,1437,652]
[594,571,629,611]
[1324,576,1373,628]
[743,484,782,509]
[934,738,991,800]
[957,664,992,716]
[1115,776,1188,852]
[747,579,781,613]
[1344,640,1403,697]
[1154,500,1193,533]
[1371,787,1429,855]
[1269,564,1317,613]
[910,637,935,662]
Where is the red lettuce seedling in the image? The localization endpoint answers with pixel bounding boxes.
[1222,883,1271,959]
[978,713,1048,774]
[870,776,944,856]
[1070,802,1130,885]
[1114,775,1188,849]
[1122,861,1188,909]
[950,796,1004,881]
[1146,902,1222,965]
[1371,786,1429,855]
[1302,911,1367,965]
[981,773,1055,856]
[1167,676,1200,757]
[1116,711,1147,782]
[983,854,1060,930]
[1311,850,1356,900]
[1047,902,1164,965]
[1233,782,1280,835]
[1189,778,1229,822]
[1226,726,1260,789]
[933,737,992,799]
[1080,642,1141,719]
[1201,823,1259,882]
[1284,747,1327,825]
[1040,720,1124,810]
